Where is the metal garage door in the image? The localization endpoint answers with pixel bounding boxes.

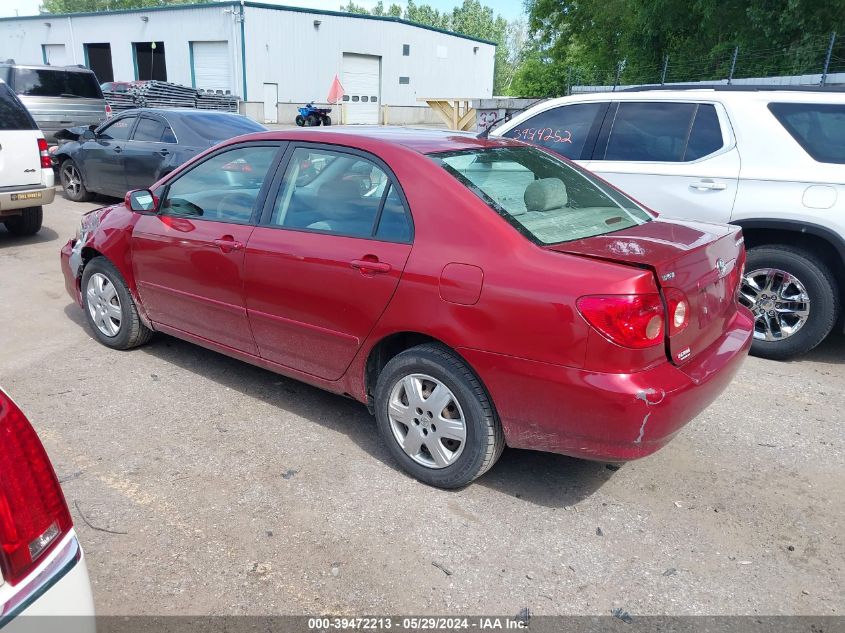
[191,41,232,92]
[342,53,380,125]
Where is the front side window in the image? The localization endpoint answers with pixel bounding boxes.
[161,146,278,223]
[270,147,411,241]
[502,102,606,159]
[769,102,845,164]
[99,116,137,141]
[433,146,651,245]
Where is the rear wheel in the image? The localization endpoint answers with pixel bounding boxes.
[739,245,839,359]
[3,206,42,236]
[81,257,153,350]
[295,114,306,126]
[60,159,94,202]
[374,344,504,489]
[322,115,332,126]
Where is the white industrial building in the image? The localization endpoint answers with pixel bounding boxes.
[0,1,496,124]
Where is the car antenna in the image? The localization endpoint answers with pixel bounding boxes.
[476,98,545,139]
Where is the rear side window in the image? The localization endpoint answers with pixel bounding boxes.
[502,102,605,159]
[133,117,175,143]
[601,102,723,162]
[0,83,37,130]
[13,68,102,99]
[769,102,845,164]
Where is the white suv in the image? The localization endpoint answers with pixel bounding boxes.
[493,86,845,359]
[0,79,55,236]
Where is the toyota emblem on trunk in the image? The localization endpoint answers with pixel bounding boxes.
[716,258,727,277]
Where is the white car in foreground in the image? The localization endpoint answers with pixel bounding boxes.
[0,388,94,631]
[493,86,845,359]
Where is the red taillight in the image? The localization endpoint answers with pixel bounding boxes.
[105,103,113,119]
[576,294,665,349]
[37,137,51,169]
[663,287,690,336]
[0,391,72,586]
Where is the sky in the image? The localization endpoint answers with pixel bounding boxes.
[0,0,527,21]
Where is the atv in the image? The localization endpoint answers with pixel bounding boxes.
[295,103,332,127]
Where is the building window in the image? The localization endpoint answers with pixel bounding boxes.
[342,95,350,101]
[402,44,410,56]
[399,76,410,85]
[371,96,377,102]
[352,95,360,102]
[361,96,369,102]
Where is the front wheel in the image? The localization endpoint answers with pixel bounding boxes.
[739,245,839,360]
[374,344,504,488]
[81,257,153,350]
[60,159,94,202]
[295,114,306,126]
[4,206,42,236]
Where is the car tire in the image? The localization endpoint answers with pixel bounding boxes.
[3,206,43,236]
[374,343,504,489]
[741,245,839,360]
[295,114,306,126]
[81,257,153,350]
[60,159,94,202]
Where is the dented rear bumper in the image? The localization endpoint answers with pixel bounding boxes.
[458,308,754,461]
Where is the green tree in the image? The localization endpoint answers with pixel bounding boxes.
[339,1,370,14]
[41,0,193,11]
[526,0,845,90]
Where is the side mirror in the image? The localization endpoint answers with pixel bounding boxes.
[82,129,96,140]
[125,189,157,214]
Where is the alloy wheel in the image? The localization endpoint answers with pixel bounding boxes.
[86,273,122,337]
[387,373,467,469]
[739,267,810,341]
[62,163,82,197]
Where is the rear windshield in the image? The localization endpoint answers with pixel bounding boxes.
[0,83,38,130]
[178,113,265,144]
[432,146,652,245]
[13,68,103,99]
[768,102,845,164]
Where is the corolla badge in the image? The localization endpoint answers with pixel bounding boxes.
[716,258,727,277]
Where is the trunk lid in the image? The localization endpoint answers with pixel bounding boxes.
[548,218,744,365]
[0,131,42,187]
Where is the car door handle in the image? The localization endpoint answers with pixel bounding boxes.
[213,237,244,253]
[690,179,726,191]
[113,146,123,154]
[350,258,391,274]
[157,149,170,156]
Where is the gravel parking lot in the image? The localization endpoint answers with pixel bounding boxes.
[1,193,842,617]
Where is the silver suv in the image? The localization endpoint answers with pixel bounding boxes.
[0,62,109,144]
[493,86,845,359]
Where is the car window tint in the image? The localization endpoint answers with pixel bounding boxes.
[133,117,167,142]
[271,148,393,239]
[603,102,697,162]
[768,102,845,164]
[685,104,723,160]
[0,83,37,130]
[12,68,102,98]
[178,113,266,144]
[161,126,177,143]
[502,103,605,159]
[375,185,412,242]
[161,146,278,223]
[99,116,136,141]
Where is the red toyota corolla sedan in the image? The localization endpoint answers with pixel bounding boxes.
[60,127,754,488]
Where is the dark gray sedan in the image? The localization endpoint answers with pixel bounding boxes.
[54,108,266,201]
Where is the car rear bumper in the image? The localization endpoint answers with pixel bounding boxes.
[458,308,754,461]
[0,532,95,631]
[0,183,55,214]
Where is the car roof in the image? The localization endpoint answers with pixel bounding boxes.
[118,108,249,117]
[0,62,96,74]
[231,126,521,155]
